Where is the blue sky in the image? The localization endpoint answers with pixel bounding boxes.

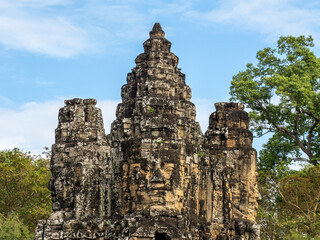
[1,0,320,154]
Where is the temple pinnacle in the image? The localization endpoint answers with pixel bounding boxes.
[149,22,165,38]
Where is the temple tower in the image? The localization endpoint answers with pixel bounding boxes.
[34,23,259,240]
[109,23,203,239]
[203,102,260,239]
[35,98,110,239]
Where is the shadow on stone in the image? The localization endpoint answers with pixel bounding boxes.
[155,231,171,240]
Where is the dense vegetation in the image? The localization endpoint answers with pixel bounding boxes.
[0,148,51,240]
[230,35,320,239]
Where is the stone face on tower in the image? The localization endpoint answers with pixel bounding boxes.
[35,23,260,240]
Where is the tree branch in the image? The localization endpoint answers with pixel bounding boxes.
[294,107,301,135]
[257,102,294,137]
[301,109,320,121]
[257,103,314,160]
[279,187,310,220]
[314,188,320,215]
[307,119,320,153]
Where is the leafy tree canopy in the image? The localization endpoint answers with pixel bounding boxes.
[0,214,33,240]
[258,165,320,239]
[0,148,52,232]
[279,165,320,237]
[230,36,320,167]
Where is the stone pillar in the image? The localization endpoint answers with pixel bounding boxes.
[204,102,260,239]
[35,98,110,240]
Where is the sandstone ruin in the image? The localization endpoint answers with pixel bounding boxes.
[35,23,260,240]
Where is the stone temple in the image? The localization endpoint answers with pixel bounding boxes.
[35,23,260,239]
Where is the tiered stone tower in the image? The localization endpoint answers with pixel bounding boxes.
[35,99,111,239]
[35,23,260,240]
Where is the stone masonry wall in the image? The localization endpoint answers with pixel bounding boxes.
[35,23,260,240]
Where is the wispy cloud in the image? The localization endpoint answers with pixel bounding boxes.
[0,15,92,58]
[0,0,92,58]
[2,0,319,58]
[0,0,71,8]
[187,0,320,42]
[0,0,195,57]
[0,1,113,57]
[35,80,55,86]
[0,96,15,106]
[0,98,120,154]
[0,99,63,154]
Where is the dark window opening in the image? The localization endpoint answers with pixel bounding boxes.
[155,231,171,240]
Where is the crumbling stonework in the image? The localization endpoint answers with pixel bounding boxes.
[35,23,260,239]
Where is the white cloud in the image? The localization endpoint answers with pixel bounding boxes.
[0,0,195,57]
[0,98,119,155]
[0,0,71,8]
[0,99,63,154]
[0,1,95,58]
[187,0,320,42]
[0,1,147,57]
[3,0,319,58]
[0,0,102,57]
[0,15,91,58]
[0,96,15,106]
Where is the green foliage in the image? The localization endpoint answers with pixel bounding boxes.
[0,148,52,232]
[257,169,286,239]
[149,106,155,113]
[0,214,33,240]
[197,150,204,158]
[230,35,320,166]
[283,230,320,240]
[258,131,300,176]
[258,165,320,239]
[231,35,320,238]
[279,165,320,237]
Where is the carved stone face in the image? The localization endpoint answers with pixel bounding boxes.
[121,156,183,213]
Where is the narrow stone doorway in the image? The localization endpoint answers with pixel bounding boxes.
[155,231,171,240]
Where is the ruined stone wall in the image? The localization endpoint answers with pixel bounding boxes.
[35,23,259,240]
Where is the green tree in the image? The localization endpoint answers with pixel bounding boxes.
[0,214,33,240]
[257,169,283,239]
[230,36,320,167]
[0,148,52,232]
[279,165,320,237]
[257,165,320,239]
[230,36,320,238]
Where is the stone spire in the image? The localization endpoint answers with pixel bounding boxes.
[35,98,110,239]
[202,102,260,239]
[149,22,165,38]
[109,22,203,239]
